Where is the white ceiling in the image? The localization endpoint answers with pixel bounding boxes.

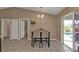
[0,7,66,15]
[20,7,66,15]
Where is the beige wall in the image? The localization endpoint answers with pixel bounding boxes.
[57,7,79,41]
[0,7,58,40]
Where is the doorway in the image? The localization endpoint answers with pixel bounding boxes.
[64,20,73,49]
[61,12,74,51]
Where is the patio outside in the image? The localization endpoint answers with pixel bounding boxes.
[64,20,73,49]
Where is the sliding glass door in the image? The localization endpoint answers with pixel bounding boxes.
[62,12,79,51]
[74,12,79,51]
[64,20,73,50]
[62,13,74,51]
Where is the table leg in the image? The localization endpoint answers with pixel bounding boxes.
[48,32,50,47]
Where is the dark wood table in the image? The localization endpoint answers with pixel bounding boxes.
[31,29,50,48]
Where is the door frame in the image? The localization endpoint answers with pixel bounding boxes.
[19,18,30,40]
[61,12,75,51]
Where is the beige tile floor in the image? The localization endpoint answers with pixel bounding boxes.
[1,39,72,52]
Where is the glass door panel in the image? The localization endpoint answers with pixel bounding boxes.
[74,12,79,51]
[63,13,74,51]
[64,20,73,49]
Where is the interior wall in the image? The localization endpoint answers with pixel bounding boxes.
[57,7,79,41]
[0,20,1,36]
[0,7,58,40]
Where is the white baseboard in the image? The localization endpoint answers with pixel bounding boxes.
[50,39,59,41]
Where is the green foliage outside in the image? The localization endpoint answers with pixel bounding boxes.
[64,24,72,32]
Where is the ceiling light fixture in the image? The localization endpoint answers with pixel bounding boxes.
[37,7,44,19]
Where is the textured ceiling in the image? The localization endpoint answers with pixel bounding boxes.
[0,7,66,15]
[20,7,66,15]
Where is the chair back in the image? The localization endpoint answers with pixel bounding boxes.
[32,28,50,38]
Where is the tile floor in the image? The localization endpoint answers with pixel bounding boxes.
[1,39,72,52]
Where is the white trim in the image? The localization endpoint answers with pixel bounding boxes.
[63,12,74,18]
[50,38,59,41]
[61,17,64,44]
[72,12,75,51]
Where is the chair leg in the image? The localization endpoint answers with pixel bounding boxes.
[46,39,48,44]
[39,43,41,48]
[31,39,33,47]
[48,38,50,48]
